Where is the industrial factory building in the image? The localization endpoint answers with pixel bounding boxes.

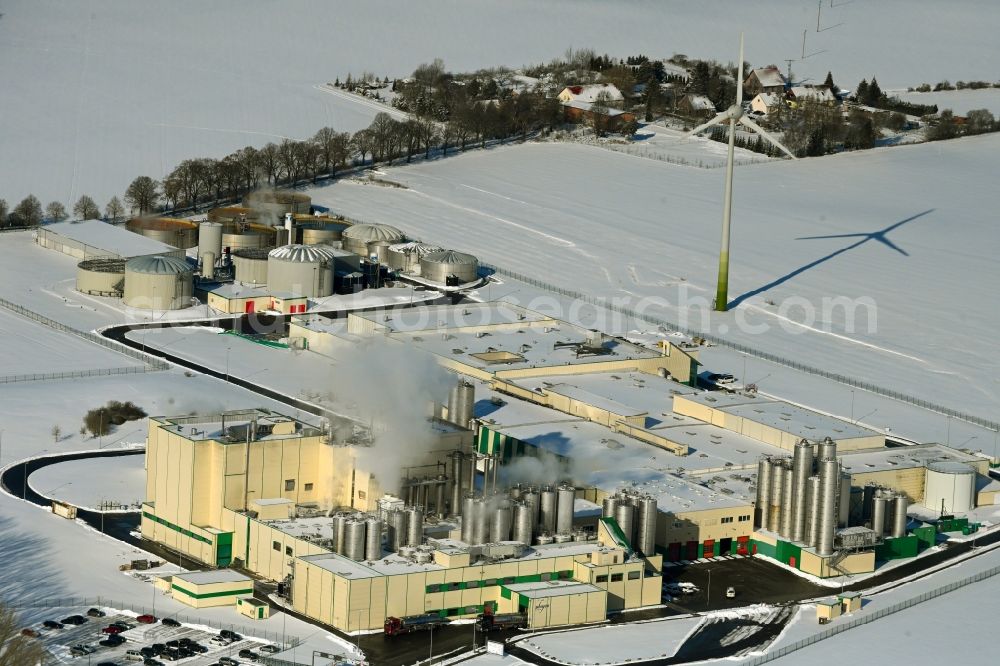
[140,408,662,632]
[37,219,184,260]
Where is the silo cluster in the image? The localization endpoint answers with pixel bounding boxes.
[755,437,843,556]
[387,242,443,274]
[601,488,658,555]
[451,482,585,547]
[860,483,910,539]
[330,511,386,561]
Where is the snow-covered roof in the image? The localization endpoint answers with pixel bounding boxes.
[753,93,783,109]
[661,62,691,80]
[173,569,252,585]
[562,100,630,117]
[39,219,179,258]
[559,83,624,103]
[748,67,786,88]
[504,580,603,599]
[681,94,716,111]
[790,86,835,103]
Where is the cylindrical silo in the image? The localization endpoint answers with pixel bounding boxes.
[779,463,794,540]
[805,476,821,548]
[199,221,224,259]
[602,495,620,519]
[332,512,348,554]
[755,457,772,529]
[862,483,878,523]
[406,507,424,547]
[891,494,909,538]
[200,252,216,279]
[635,496,658,555]
[267,244,336,298]
[461,493,476,543]
[556,484,576,535]
[791,440,813,542]
[491,502,512,542]
[76,258,126,296]
[923,462,976,514]
[387,242,444,274]
[513,501,533,545]
[344,519,366,561]
[231,247,270,285]
[435,475,447,518]
[539,487,558,534]
[447,379,475,429]
[509,484,523,501]
[522,488,540,530]
[472,498,490,545]
[817,437,837,462]
[123,255,194,310]
[126,217,198,249]
[367,239,394,264]
[450,452,465,516]
[299,220,349,245]
[365,518,382,560]
[872,493,888,536]
[838,473,852,528]
[817,459,840,556]
[614,503,635,546]
[222,222,276,251]
[388,510,408,551]
[419,250,479,284]
[342,223,405,256]
[768,460,785,533]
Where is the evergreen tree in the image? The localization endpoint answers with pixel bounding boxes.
[867,78,883,107]
[855,79,869,103]
[824,71,836,94]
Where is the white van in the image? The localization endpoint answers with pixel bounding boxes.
[124,650,145,662]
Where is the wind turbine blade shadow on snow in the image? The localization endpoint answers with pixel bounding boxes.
[727,209,934,309]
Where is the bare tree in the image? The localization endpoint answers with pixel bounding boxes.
[414,118,438,158]
[51,425,61,442]
[350,129,373,166]
[45,201,68,222]
[124,176,159,214]
[233,146,261,192]
[11,195,43,226]
[0,602,50,664]
[105,196,124,223]
[589,90,613,136]
[258,143,280,184]
[73,195,100,220]
[276,139,298,184]
[368,112,396,162]
[0,199,7,225]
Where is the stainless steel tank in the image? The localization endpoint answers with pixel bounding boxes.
[419,250,479,284]
[406,507,424,547]
[791,440,813,542]
[839,473,852,528]
[553,533,573,543]
[556,484,575,535]
[522,488,540,529]
[435,474,447,518]
[388,510,408,551]
[862,483,878,522]
[344,519,366,561]
[450,452,465,516]
[779,463,794,540]
[768,459,785,532]
[509,484,523,501]
[472,498,489,545]
[635,496,658,555]
[365,518,382,560]
[805,476,821,548]
[539,487,558,534]
[891,493,909,538]
[513,501,533,545]
[535,534,555,545]
[602,495,620,519]
[332,513,348,554]
[817,437,837,462]
[461,493,476,543]
[755,457,772,529]
[817,459,840,556]
[614,503,635,546]
[491,502,512,542]
[872,493,888,536]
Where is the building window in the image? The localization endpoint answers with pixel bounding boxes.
[596,575,608,583]
[739,515,751,522]
[501,577,515,585]
[628,571,641,580]
[540,573,552,581]
[673,521,684,528]
[272,541,281,551]
[285,546,293,556]
[284,479,295,491]
[558,570,572,579]
[466,581,479,589]
[611,573,623,583]
[304,483,314,491]
[721,516,734,524]
[358,490,366,500]
[483,579,497,587]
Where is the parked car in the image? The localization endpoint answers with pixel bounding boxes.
[137,614,157,624]
[87,608,107,618]
[165,639,180,648]
[160,617,180,627]
[189,643,208,654]
[218,657,241,666]
[726,586,737,598]
[239,647,260,661]
[99,636,126,648]
[20,628,40,638]
[61,615,87,625]
[151,643,166,654]
[220,629,242,641]
[102,625,124,634]
[70,645,97,656]
[42,620,64,630]
[112,621,136,630]
[259,645,280,654]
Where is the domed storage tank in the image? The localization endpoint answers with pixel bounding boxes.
[420,250,479,284]
[298,220,350,245]
[923,462,976,513]
[221,222,277,252]
[267,244,337,297]
[123,255,194,310]
[125,217,198,249]
[387,242,443,274]
[232,247,272,285]
[76,258,126,296]
[342,223,404,256]
[242,190,312,218]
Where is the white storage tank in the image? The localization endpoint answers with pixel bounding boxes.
[198,221,224,260]
[123,255,194,310]
[267,244,337,298]
[76,258,126,296]
[419,250,479,284]
[125,217,198,249]
[923,462,976,513]
[342,223,405,256]
[387,242,443,274]
[232,248,272,285]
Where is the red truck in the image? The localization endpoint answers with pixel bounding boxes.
[476,612,526,632]
[384,614,449,637]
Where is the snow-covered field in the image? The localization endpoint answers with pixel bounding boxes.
[29,454,145,510]
[307,135,1000,420]
[895,88,1000,115]
[515,616,700,664]
[3,1,999,206]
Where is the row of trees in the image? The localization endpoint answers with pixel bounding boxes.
[911,79,999,92]
[0,194,124,228]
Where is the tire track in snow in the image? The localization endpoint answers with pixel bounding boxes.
[312,84,409,120]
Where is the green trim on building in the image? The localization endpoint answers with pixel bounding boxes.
[171,583,254,600]
[750,539,776,559]
[875,535,919,560]
[143,512,212,545]
[600,517,632,552]
[216,531,234,567]
[426,570,573,594]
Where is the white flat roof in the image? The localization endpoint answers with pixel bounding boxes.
[174,569,251,585]
[541,383,646,418]
[504,580,603,598]
[839,444,984,475]
[354,302,550,332]
[41,219,179,258]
